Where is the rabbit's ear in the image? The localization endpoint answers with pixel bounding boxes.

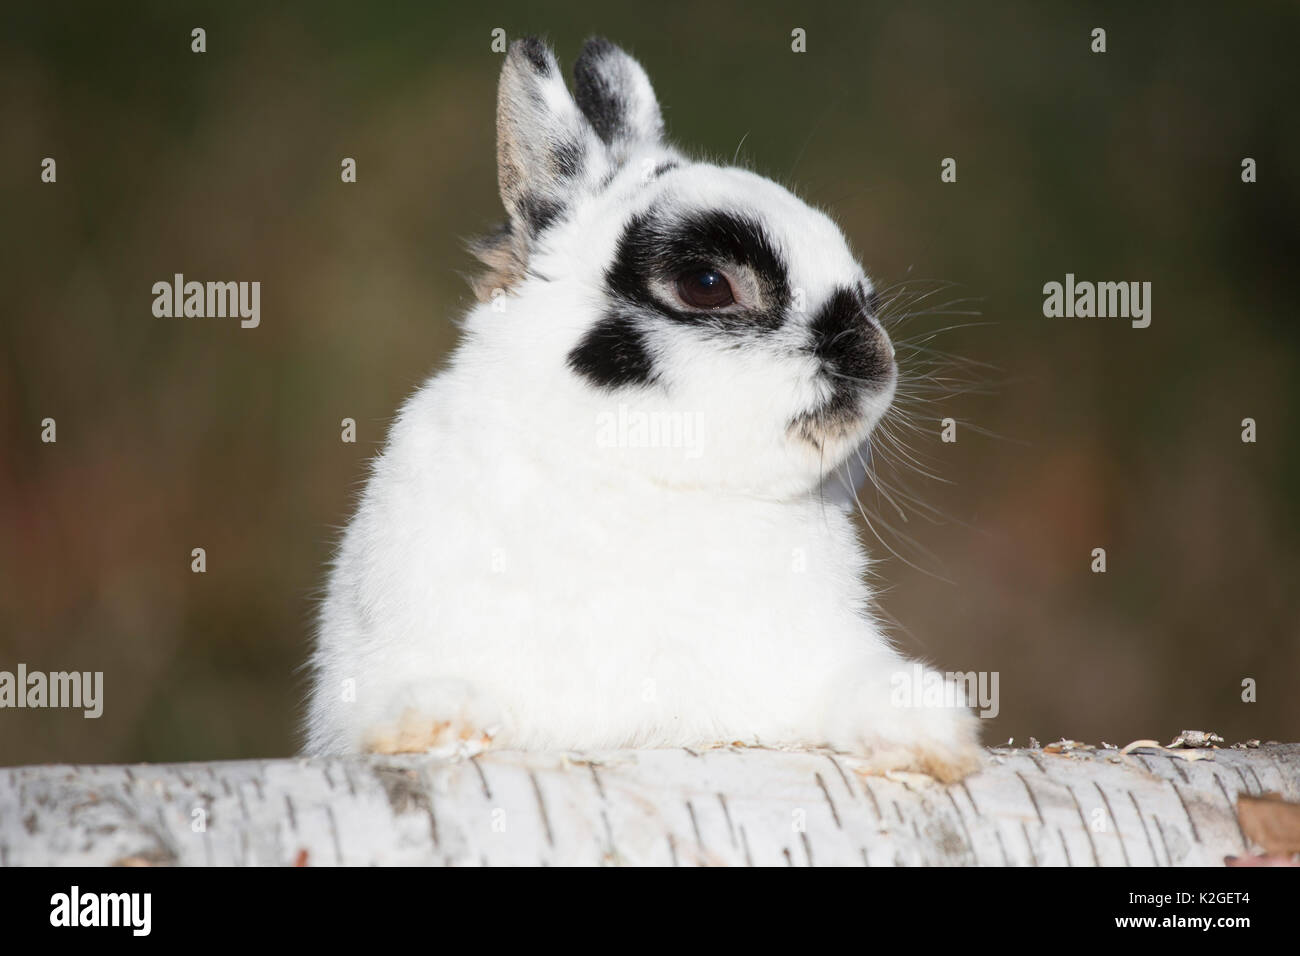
[496,37,600,237]
[573,37,664,154]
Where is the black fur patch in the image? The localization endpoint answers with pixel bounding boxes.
[517,36,552,74]
[604,209,790,332]
[567,311,657,389]
[553,137,585,179]
[573,37,625,144]
[650,161,679,179]
[518,195,563,237]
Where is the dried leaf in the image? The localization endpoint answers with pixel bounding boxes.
[1237,792,1300,856]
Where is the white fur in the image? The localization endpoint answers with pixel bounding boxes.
[304,39,981,779]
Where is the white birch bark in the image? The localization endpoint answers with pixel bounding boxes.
[2,744,1296,866]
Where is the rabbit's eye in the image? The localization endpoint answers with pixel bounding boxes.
[675,268,735,309]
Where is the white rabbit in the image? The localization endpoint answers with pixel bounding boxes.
[304,36,983,781]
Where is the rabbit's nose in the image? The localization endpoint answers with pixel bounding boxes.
[807,288,896,388]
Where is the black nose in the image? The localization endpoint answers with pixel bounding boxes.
[807,287,893,386]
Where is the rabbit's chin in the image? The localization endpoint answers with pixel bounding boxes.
[788,386,893,479]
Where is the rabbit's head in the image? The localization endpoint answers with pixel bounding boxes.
[469,37,895,498]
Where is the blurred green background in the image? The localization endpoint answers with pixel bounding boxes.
[2,1,1297,765]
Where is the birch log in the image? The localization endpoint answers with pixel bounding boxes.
[2,744,1297,866]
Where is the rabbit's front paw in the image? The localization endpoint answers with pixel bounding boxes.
[839,705,986,783]
[362,679,500,755]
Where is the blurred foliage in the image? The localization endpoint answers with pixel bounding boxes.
[2,1,1297,764]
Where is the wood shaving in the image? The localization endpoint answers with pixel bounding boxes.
[1120,739,1163,754]
[1120,738,1216,761]
[884,769,936,788]
[1167,729,1224,749]
[1043,739,1093,754]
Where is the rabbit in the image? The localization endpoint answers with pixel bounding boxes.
[303,35,983,782]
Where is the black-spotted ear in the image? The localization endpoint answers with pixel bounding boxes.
[573,37,664,156]
[496,37,600,239]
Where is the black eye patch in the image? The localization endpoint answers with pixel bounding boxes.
[605,209,791,329]
[567,208,792,390]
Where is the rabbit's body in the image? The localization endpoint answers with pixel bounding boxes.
[305,36,982,780]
